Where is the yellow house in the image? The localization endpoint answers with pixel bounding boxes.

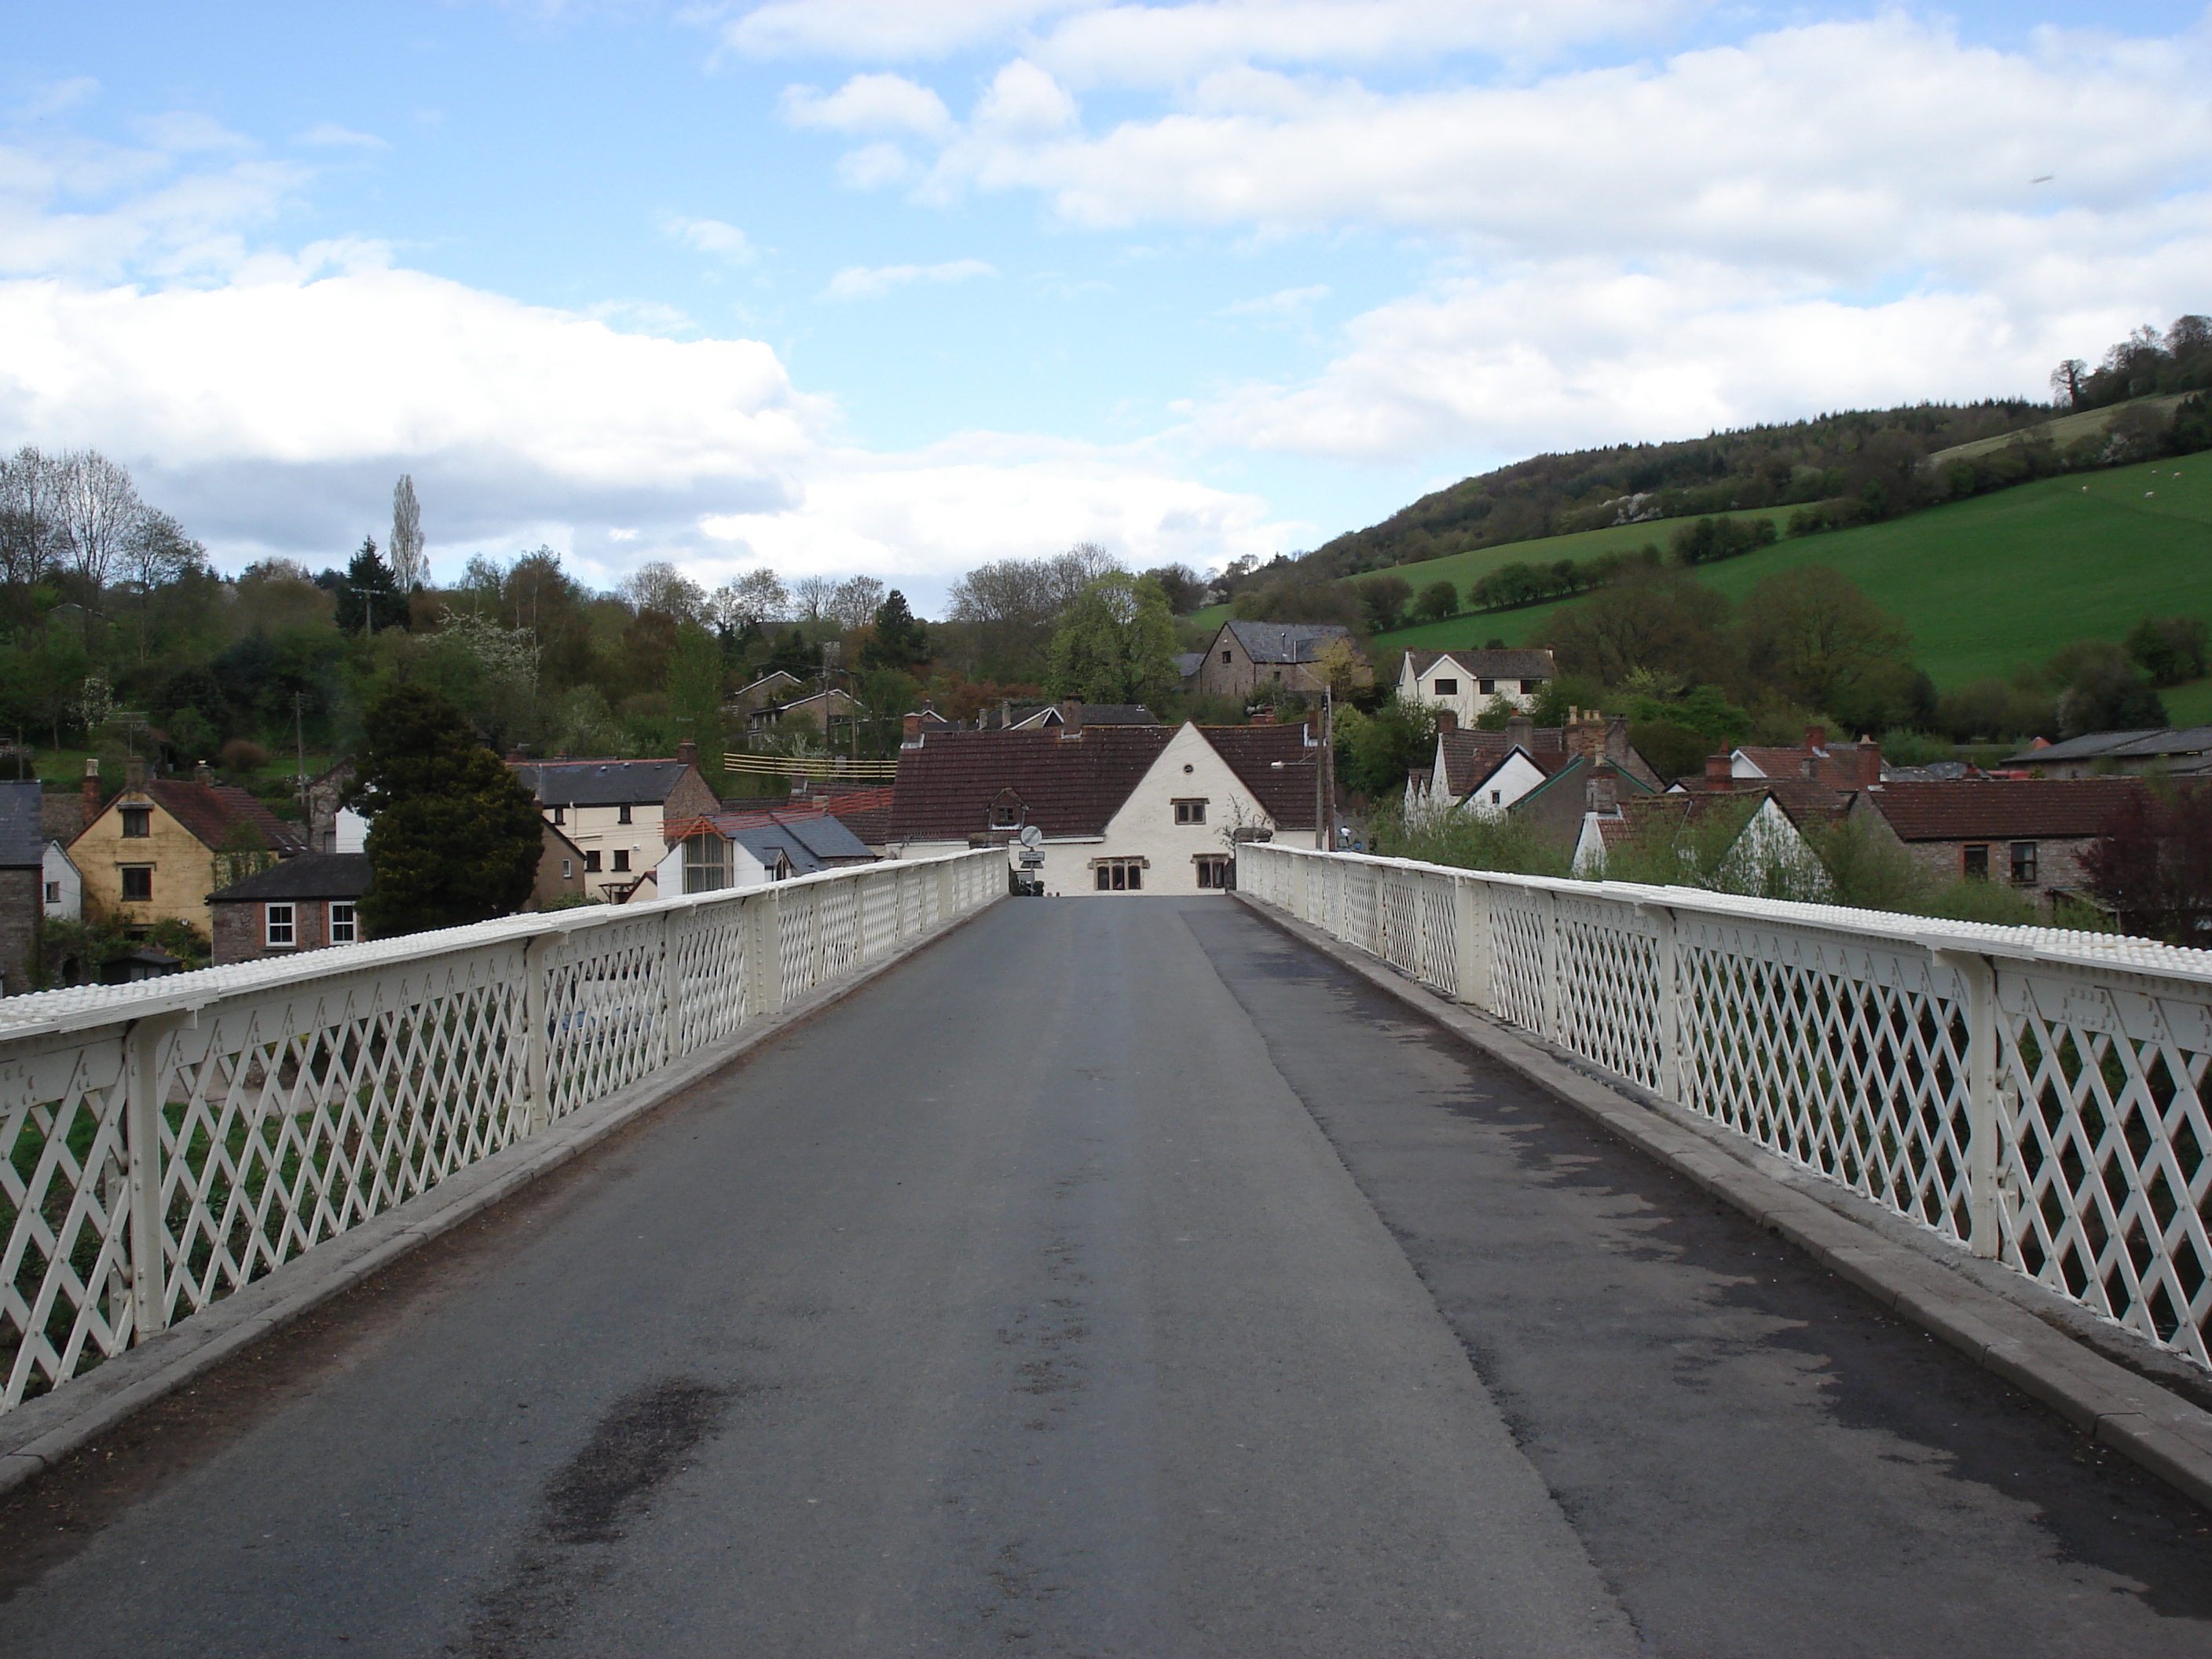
[70,759,307,940]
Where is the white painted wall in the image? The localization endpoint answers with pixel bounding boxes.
[335,808,369,854]
[42,840,81,920]
[1397,654,1540,727]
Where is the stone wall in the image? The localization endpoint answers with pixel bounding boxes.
[0,869,42,994]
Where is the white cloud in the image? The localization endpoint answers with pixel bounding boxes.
[131,112,254,154]
[835,142,914,189]
[13,78,100,121]
[822,257,997,299]
[972,59,1079,134]
[297,122,390,149]
[778,72,955,138]
[721,0,1079,60]
[660,213,756,264]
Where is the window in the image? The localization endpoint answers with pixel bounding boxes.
[549,805,566,826]
[1093,859,1144,891]
[1174,800,1207,825]
[1489,790,1502,804]
[584,851,602,873]
[329,903,356,944]
[1477,678,1495,696]
[44,881,58,905]
[1195,856,1235,889]
[1963,844,1990,879]
[1518,679,1537,694]
[266,903,295,947]
[1433,677,1459,696]
[1221,650,1232,664]
[562,859,573,880]
[120,807,151,838]
[612,849,631,873]
[2010,841,2038,884]
[992,803,1020,827]
[120,866,152,903]
[683,833,730,895]
[617,804,633,825]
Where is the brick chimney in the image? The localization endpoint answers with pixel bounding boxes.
[1565,705,1606,762]
[1705,753,1732,785]
[82,756,100,820]
[1855,737,1883,789]
[676,738,698,767]
[1060,698,1084,737]
[902,712,923,745]
[125,754,148,792]
[1804,724,1826,753]
[1587,767,1617,815]
[1505,712,1535,749]
[194,760,214,786]
[507,747,526,764]
[1434,709,1457,733]
[999,698,1013,731]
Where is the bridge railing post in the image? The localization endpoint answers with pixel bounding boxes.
[747,885,784,1020]
[1453,875,1488,1010]
[522,932,553,1135]
[1935,947,2001,1258]
[1643,903,1680,1102]
[123,1011,192,1341]
[1539,887,1562,1043]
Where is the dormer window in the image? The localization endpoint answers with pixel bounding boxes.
[120,807,151,838]
[992,804,1020,827]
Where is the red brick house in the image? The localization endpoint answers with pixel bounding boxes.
[207,853,373,965]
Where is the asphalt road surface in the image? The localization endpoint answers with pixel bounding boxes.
[0,897,2207,1657]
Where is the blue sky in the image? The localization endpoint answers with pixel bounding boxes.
[3,2,2207,610]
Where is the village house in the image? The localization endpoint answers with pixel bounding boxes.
[654,802,877,896]
[1397,648,1558,727]
[1577,777,1848,895]
[2001,727,2212,780]
[1192,621,1369,703]
[207,852,374,966]
[1847,777,2146,905]
[0,782,48,994]
[728,669,804,716]
[887,701,1317,894]
[69,757,306,941]
[42,837,82,922]
[1722,728,1889,789]
[511,744,720,902]
[748,686,864,737]
[1408,711,1661,822]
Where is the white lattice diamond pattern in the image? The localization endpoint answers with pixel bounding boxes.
[0,1040,132,1410]
[1554,899,1662,1088]
[545,920,667,1118]
[2001,986,2212,1366]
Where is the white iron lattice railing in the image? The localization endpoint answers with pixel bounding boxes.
[1240,841,2212,1372]
[0,849,1003,1417]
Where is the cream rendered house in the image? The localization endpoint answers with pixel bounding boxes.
[1398,648,1556,728]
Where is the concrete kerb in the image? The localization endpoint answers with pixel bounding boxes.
[0,895,1003,1506]
[1231,889,2212,1514]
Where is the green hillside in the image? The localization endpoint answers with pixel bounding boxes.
[1368,453,2212,692]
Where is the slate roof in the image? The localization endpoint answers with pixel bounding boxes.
[887,723,1318,842]
[1998,728,2174,767]
[730,815,874,875]
[1174,652,1205,681]
[1864,778,2147,841]
[1071,705,1160,726]
[1221,621,1353,665]
[207,852,374,903]
[666,795,888,859]
[512,759,693,807]
[0,781,46,868]
[141,780,307,855]
[1404,648,1557,680]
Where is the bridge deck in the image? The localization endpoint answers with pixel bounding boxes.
[1,898,2207,1656]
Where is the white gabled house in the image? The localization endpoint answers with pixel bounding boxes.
[1397,647,1557,729]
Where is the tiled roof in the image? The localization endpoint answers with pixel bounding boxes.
[887,723,1318,842]
[208,851,375,903]
[1221,620,1353,665]
[1866,778,2147,840]
[40,789,85,846]
[1073,705,1160,726]
[1434,727,1568,797]
[1734,744,1874,789]
[1404,648,1557,680]
[141,780,307,856]
[512,759,693,807]
[0,782,45,867]
[1599,779,1845,848]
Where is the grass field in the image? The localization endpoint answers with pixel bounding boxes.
[1925,394,2189,466]
[1364,453,2212,693]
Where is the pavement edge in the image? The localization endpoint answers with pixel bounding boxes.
[1231,889,2212,1515]
[0,896,1003,1505]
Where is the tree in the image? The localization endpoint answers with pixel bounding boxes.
[1353,573,1413,634]
[620,560,705,623]
[1412,580,1457,624]
[1140,563,1207,614]
[0,445,61,585]
[2081,785,2212,943]
[1043,573,1179,705]
[2126,615,2209,688]
[1737,566,1912,713]
[2049,358,2088,408]
[335,537,402,634]
[1551,566,1733,688]
[710,569,788,635]
[859,589,930,672]
[389,475,426,591]
[665,621,727,782]
[789,574,834,624]
[827,575,887,632]
[350,685,544,937]
[49,449,143,591]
